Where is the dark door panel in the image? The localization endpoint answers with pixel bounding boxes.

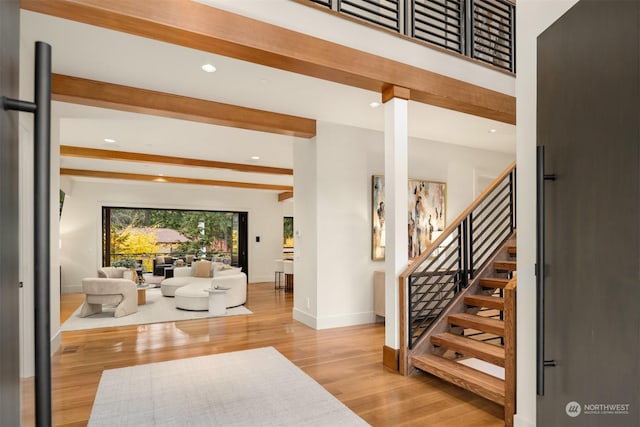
[537,1,640,426]
[0,0,22,425]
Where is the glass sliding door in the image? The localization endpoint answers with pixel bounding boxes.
[232,212,248,277]
[101,207,248,275]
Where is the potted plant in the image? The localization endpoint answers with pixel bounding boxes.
[112,258,139,269]
[112,259,141,284]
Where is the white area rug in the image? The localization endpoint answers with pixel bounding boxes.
[61,288,251,331]
[89,347,369,427]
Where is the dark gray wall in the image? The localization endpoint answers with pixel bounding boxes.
[0,0,22,425]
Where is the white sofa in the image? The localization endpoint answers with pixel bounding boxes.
[160,261,225,296]
[174,273,247,310]
[160,261,247,309]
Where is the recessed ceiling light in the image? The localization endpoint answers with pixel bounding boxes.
[201,63,217,73]
[369,102,381,108]
[489,128,497,133]
[104,138,116,143]
[158,173,164,177]
[250,155,260,160]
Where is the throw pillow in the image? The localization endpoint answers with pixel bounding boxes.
[194,260,213,278]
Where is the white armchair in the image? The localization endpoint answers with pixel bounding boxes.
[80,268,138,318]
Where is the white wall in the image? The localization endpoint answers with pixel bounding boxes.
[291,137,319,326]
[59,180,288,292]
[293,121,514,330]
[515,2,579,426]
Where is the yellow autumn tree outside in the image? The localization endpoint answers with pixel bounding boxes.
[111,226,159,271]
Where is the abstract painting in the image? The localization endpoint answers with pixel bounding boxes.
[372,176,385,260]
[372,176,446,260]
[407,179,446,259]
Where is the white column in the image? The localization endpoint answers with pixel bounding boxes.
[383,94,409,350]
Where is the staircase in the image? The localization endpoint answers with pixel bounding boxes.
[411,244,516,407]
[398,163,517,426]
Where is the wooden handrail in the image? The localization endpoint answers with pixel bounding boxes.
[504,276,517,427]
[400,161,516,281]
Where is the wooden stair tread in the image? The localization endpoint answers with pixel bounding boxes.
[448,313,505,336]
[479,277,510,289]
[431,332,505,367]
[494,260,517,271]
[464,294,505,311]
[507,246,517,255]
[412,354,505,406]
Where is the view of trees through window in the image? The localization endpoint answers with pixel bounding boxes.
[283,217,294,248]
[102,207,246,273]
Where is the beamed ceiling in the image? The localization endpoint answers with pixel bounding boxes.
[20,0,516,201]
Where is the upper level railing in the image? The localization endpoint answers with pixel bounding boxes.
[305,0,515,72]
[400,162,516,349]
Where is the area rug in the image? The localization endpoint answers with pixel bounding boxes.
[61,288,251,331]
[89,347,369,427]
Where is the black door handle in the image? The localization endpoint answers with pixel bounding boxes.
[536,146,557,396]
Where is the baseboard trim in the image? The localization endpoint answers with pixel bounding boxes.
[513,413,535,427]
[316,311,376,330]
[51,330,62,355]
[249,275,273,284]
[62,284,82,294]
[383,345,399,372]
[292,307,317,329]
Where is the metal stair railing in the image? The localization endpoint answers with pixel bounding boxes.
[402,162,515,349]
[305,0,516,72]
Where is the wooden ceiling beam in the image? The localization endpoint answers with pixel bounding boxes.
[24,0,515,124]
[60,168,293,191]
[52,74,316,138]
[278,191,294,201]
[60,146,293,175]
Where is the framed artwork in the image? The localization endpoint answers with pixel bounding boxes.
[407,179,446,259]
[372,176,385,260]
[372,176,446,260]
[283,217,294,248]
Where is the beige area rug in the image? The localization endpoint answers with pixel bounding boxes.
[61,288,251,331]
[89,347,369,427]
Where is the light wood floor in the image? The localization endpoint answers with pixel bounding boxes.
[23,282,504,426]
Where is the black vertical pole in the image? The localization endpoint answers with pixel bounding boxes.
[461,220,468,288]
[468,212,474,279]
[34,41,52,427]
[464,0,473,57]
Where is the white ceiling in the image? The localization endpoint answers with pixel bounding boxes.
[20,9,516,190]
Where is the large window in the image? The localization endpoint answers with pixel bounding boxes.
[102,207,248,275]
